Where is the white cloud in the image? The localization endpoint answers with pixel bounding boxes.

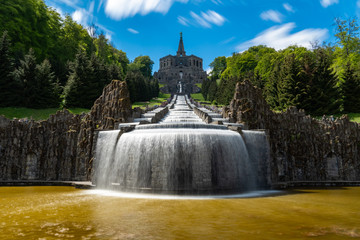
[236,22,328,52]
[260,10,284,23]
[201,10,226,26]
[190,11,212,28]
[357,0,360,8]
[178,16,190,26]
[71,1,95,26]
[72,9,86,25]
[128,28,140,34]
[105,33,112,41]
[104,0,188,20]
[179,10,226,28]
[320,0,339,8]
[283,3,294,13]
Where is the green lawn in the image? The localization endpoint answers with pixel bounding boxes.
[348,113,360,122]
[132,93,171,109]
[313,113,360,123]
[190,93,211,104]
[0,107,90,121]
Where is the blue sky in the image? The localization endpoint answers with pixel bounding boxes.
[44,0,359,73]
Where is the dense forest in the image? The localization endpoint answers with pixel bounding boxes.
[0,0,158,109]
[202,18,360,115]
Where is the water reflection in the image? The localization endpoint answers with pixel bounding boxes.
[1,187,359,239]
[85,189,284,199]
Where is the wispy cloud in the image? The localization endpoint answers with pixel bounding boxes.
[283,3,295,13]
[98,0,104,12]
[357,0,360,7]
[178,16,190,26]
[211,0,223,5]
[236,22,328,51]
[220,36,236,45]
[201,10,226,26]
[52,0,80,9]
[260,10,284,23]
[320,0,339,8]
[104,0,188,20]
[179,10,226,28]
[190,11,212,28]
[128,28,140,34]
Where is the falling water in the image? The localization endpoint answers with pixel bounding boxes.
[95,95,270,194]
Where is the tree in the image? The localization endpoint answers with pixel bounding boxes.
[133,56,154,78]
[63,49,94,108]
[0,31,22,107]
[342,63,360,112]
[334,17,360,57]
[12,49,60,108]
[12,48,38,107]
[209,56,227,80]
[34,59,60,108]
[306,46,340,114]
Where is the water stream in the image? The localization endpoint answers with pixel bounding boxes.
[95,95,270,194]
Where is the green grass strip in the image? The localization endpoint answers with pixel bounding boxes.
[0,107,90,121]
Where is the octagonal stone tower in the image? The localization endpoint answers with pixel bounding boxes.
[154,33,207,94]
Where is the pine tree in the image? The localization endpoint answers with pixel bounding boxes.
[307,47,340,115]
[63,49,94,108]
[0,31,22,107]
[277,53,302,110]
[342,63,360,112]
[88,53,108,106]
[34,59,60,108]
[207,80,218,102]
[12,48,38,108]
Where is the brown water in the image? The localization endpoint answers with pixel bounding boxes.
[0,187,359,239]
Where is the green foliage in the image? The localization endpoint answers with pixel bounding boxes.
[342,63,360,112]
[0,0,130,108]
[125,55,157,103]
[209,56,227,80]
[207,39,359,115]
[12,49,59,108]
[34,59,61,108]
[125,70,158,103]
[132,55,154,78]
[0,31,22,107]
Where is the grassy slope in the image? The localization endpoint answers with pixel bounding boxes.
[132,92,171,109]
[190,93,211,104]
[348,113,360,122]
[0,107,90,121]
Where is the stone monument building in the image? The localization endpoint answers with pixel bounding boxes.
[154,33,207,94]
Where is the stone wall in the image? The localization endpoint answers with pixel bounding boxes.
[226,80,360,184]
[0,80,132,181]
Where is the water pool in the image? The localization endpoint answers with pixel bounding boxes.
[1,186,359,239]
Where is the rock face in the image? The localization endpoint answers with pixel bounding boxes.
[226,80,360,183]
[0,80,132,181]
